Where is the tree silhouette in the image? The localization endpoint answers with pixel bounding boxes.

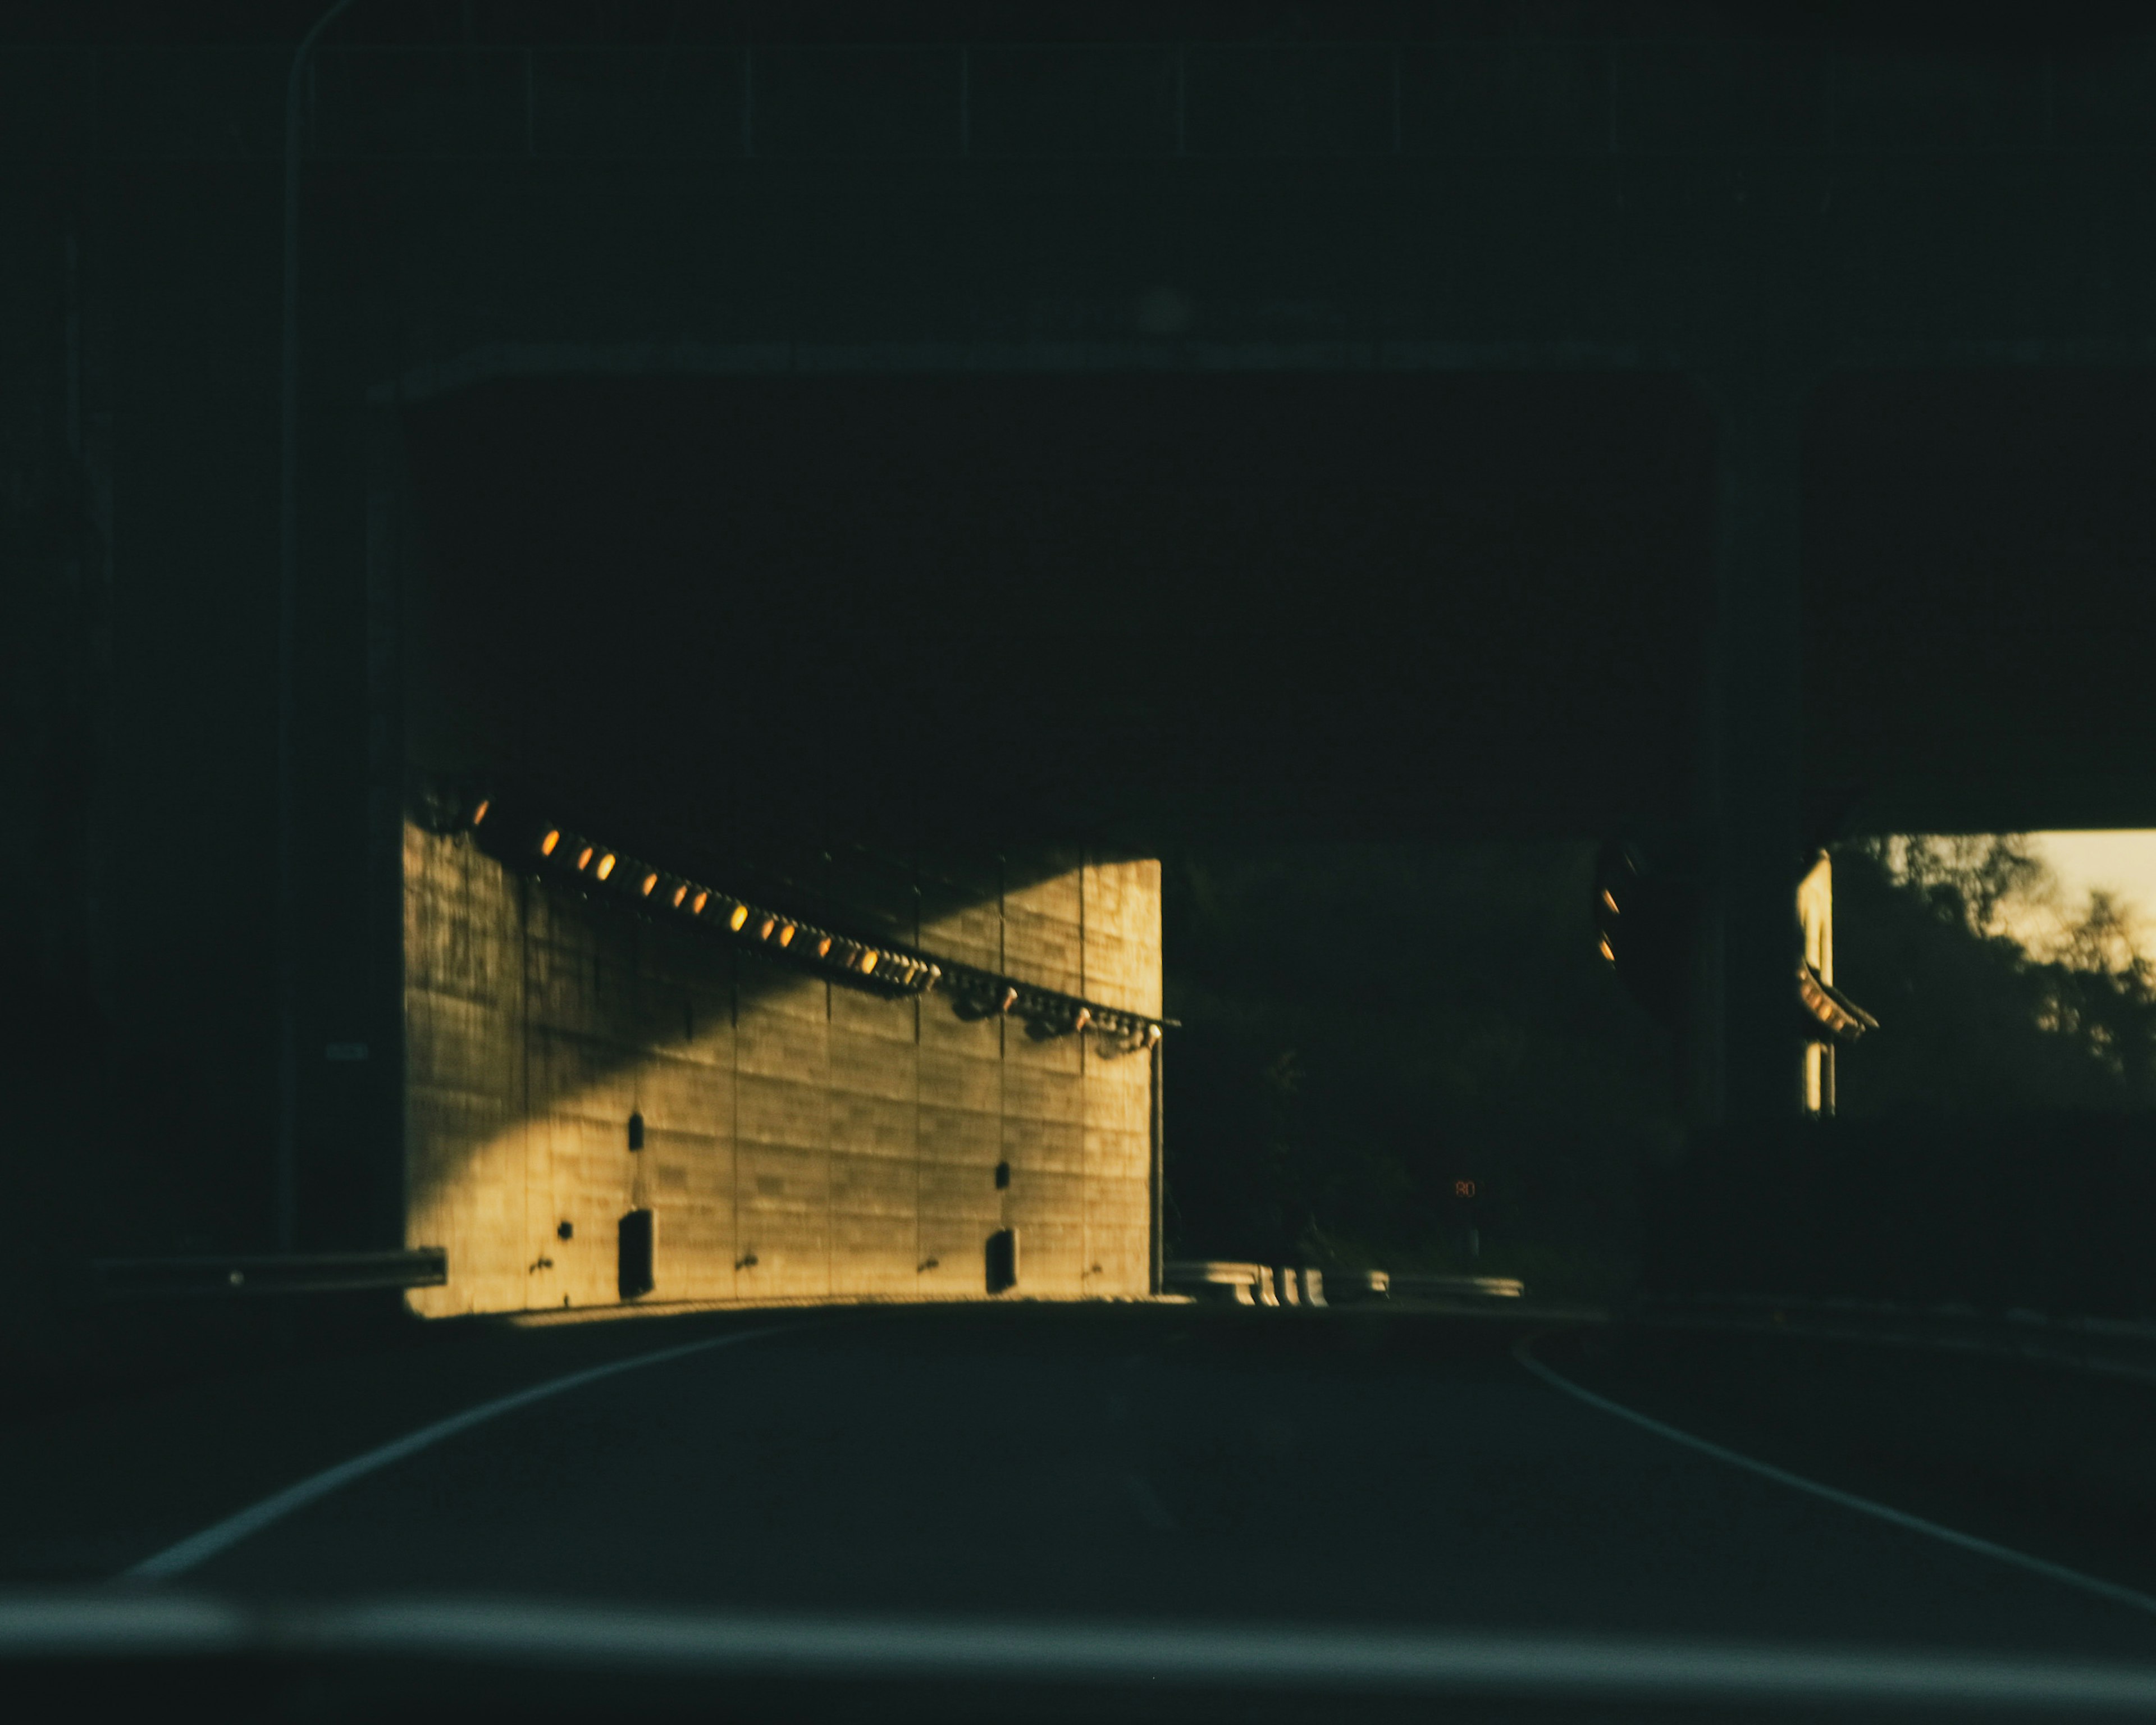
[1834,836,2156,1115]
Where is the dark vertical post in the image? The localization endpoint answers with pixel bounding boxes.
[1697,369,1807,1131]
[364,407,404,1249]
[276,0,359,1253]
[1149,1036,1165,1294]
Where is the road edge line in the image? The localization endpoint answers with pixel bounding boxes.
[1512,1334,2156,1619]
[124,1321,803,1581]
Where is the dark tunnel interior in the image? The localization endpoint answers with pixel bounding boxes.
[1804,370,2156,835]
[401,371,1719,859]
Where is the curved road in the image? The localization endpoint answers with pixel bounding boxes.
[77,1302,2156,1670]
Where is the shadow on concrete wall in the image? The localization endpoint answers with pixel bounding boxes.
[401,815,1161,1317]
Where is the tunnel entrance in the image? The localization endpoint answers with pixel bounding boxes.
[401,370,1715,856]
[389,368,1713,1318]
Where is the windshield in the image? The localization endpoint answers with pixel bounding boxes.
[10,7,2156,1721]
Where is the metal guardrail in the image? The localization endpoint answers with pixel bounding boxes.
[1639,1292,2156,1386]
[1163,1263,1529,1309]
[90,1249,448,1300]
[1390,1273,1526,1301]
[1653,1292,2156,1340]
[1321,1269,1387,1305]
[1165,1261,1328,1307]
[1162,1261,1272,1306]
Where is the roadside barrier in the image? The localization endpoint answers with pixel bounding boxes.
[1390,1273,1526,1301]
[1641,1290,2156,1385]
[1164,1263,1485,1310]
[89,1249,448,1299]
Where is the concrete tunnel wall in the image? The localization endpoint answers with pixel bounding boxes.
[403,819,1162,1316]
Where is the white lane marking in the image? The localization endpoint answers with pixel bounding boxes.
[0,1594,254,1656]
[319,1601,2156,1705]
[15,1595,2156,1710]
[126,1322,800,1580]
[1514,1338,2156,1618]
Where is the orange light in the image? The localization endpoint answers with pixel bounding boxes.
[777,924,795,947]
[472,799,490,825]
[858,951,878,975]
[541,830,560,856]
[693,892,710,915]
[596,854,616,880]
[641,872,658,896]
[575,846,593,870]
[1072,1007,1090,1031]
[1598,937,1615,962]
[1601,889,1619,914]
[729,904,748,931]
[816,936,832,958]
[671,884,688,907]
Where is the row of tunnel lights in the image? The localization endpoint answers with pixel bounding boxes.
[483,802,942,992]
[470,798,1165,1045]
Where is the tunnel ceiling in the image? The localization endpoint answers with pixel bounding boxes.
[404,371,1716,859]
[405,366,2156,861]
[1807,372,2156,838]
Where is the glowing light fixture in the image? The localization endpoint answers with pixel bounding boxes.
[472,799,490,825]
[1601,889,1619,915]
[495,806,1141,1033]
[1598,937,1615,962]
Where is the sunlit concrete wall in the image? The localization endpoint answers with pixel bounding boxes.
[403,820,1159,1316]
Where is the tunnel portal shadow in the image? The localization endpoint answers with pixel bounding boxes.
[401,370,1714,851]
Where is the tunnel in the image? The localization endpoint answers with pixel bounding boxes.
[376,368,1718,1315]
[23,20,2156,1676]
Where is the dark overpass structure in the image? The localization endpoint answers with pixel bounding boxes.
[8,5,2156,1312]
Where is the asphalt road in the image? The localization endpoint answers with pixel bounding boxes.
[44,1301,2156,1667]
